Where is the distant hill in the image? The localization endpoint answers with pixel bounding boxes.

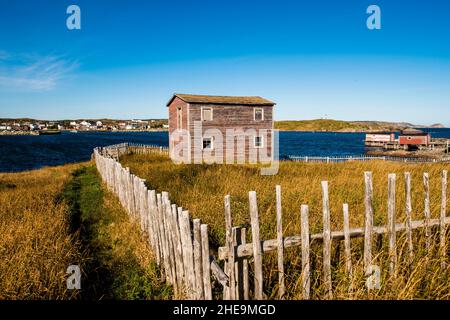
[274,119,446,132]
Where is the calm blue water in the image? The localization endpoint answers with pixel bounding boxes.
[1,129,449,173]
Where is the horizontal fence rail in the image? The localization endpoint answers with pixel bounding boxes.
[94,144,449,300]
[287,155,450,163]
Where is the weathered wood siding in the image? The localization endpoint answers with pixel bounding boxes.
[168,97,189,159]
[188,104,273,162]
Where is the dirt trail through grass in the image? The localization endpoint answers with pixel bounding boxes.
[63,165,171,300]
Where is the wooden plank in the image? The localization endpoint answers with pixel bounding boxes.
[321,181,333,299]
[275,185,285,299]
[193,219,204,300]
[241,227,249,300]
[180,210,196,299]
[423,172,431,251]
[387,173,397,277]
[233,227,245,300]
[171,204,185,292]
[201,224,212,300]
[364,171,374,274]
[404,172,414,264]
[249,191,263,300]
[223,195,234,300]
[300,204,310,300]
[343,203,353,295]
[441,170,448,270]
[148,190,160,265]
[218,217,450,260]
[162,192,176,287]
[157,193,171,282]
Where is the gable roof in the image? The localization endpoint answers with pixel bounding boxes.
[166,93,275,106]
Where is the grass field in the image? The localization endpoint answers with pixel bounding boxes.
[275,119,373,132]
[0,163,170,300]
[121,153,450,299]
[0,163,86,299]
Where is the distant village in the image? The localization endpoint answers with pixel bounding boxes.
[0,119,168,135]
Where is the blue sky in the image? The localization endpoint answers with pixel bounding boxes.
[0,0,450,125]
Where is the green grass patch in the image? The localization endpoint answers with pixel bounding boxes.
[63,165,172,300]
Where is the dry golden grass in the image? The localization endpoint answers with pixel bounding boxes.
[121,153,450,299]
[0,163,171,300]
[0,163,87,299]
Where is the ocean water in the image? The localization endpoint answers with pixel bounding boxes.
[1,129,449,173]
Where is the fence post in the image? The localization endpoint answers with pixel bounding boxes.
[343,203,353,296]
[249,191,263,300]
[387,173,397,277]
[404,172,414,264]
[275,185,285,299]
[241,227,249,300]
[322,181,333,299]
[300,204,310,300]
[423,173,431,252]
[171,204,185,293]
[232,227,244,300]
[148,190,161,265]
[180,210,196,298]
[441,170,448,270]
[224,195,235,300]
[193,219,204,300]
[200,224,212,300]
[157,193,171,283]
[364,172,374,275]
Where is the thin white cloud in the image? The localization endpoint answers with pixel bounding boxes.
[0,52,79,91]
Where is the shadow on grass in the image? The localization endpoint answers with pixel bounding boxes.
[63,165,172,300]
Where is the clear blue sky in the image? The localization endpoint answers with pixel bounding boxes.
[1,0,450,125]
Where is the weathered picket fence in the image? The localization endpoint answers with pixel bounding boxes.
[97,142,168,160]
[217,170,449,300]
[288,155,450,163]
[94,144,449,300]
[94,145,226,300]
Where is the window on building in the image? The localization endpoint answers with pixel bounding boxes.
[202,107,213,121]
[203,137,213,150]
[254,108,264,121]
[254,136,263,148]
[177,108,182,129]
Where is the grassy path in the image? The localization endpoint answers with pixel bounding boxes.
[63,165,172,300]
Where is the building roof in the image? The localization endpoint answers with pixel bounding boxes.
[366,131,395,135]
[400,128,429,136]
[166,93,275,106]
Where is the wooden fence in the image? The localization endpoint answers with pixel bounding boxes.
[217,170,449,300]
[94,144,449,300]
[94,145,226,300]
[288,155,450,163]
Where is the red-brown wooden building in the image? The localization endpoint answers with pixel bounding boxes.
[399,128,431,146]
[167,93,275,163]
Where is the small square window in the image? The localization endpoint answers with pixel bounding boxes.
[203,137,213,150]
[254,108,263,121]
[254,136,263,148]
[202,108,213,121]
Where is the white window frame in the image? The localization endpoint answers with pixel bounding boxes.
[202,137,214,150]
[254,135,264,148]
[254,107,264,121]
[201,107,213,121]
